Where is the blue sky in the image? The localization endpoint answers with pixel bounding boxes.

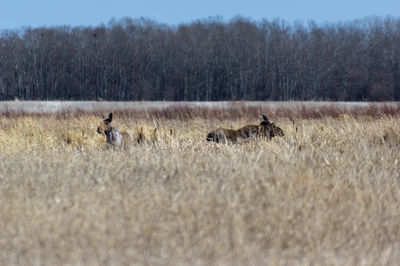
[1,0,399,30]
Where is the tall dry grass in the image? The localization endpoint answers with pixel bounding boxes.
[0,104,400,265]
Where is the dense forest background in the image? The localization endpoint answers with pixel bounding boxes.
[1,16,400,101]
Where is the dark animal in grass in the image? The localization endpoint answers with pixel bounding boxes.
[206,114,284,143]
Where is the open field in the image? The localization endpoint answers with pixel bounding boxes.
[1,100,400,114]
[0,102,400,265]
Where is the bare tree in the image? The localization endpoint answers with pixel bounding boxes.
[1,16,399,101]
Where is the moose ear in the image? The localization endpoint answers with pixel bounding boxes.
[261,114,269,123]
[104,112,113,123]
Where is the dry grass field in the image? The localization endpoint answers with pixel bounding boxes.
[0,102,400,265]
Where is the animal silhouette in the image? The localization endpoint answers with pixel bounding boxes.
[206,114,284,143]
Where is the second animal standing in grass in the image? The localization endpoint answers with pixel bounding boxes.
[206,114,284,143]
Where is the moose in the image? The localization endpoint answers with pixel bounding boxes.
[206,114,284,143]
[96,113,134,149]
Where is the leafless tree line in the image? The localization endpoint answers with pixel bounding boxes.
[1,16,399,101]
